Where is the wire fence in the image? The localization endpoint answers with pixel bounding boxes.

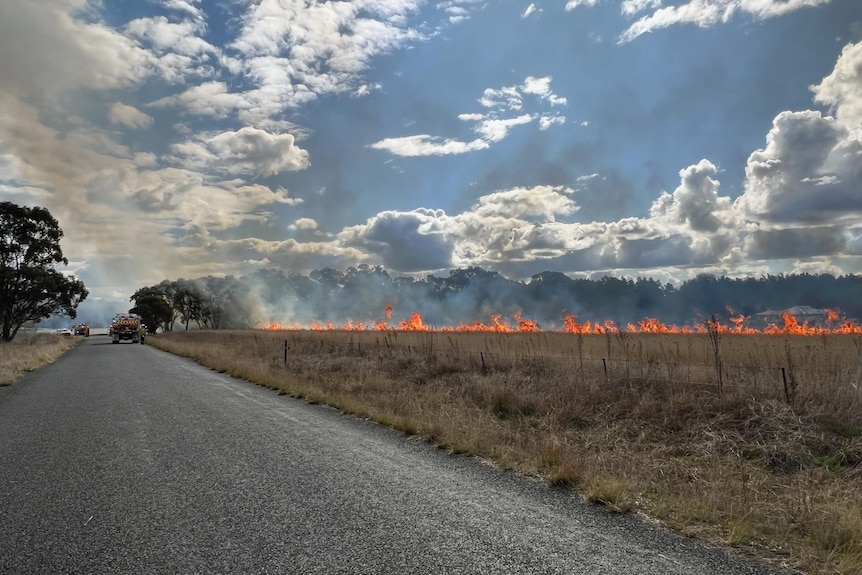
[261,331,862,404]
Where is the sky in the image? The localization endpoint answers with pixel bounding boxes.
[1,0,861,313]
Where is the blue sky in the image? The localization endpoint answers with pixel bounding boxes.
[1,0,861,309]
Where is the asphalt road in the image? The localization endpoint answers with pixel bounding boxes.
[0,337,790,575]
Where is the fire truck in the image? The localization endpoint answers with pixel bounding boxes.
[110,313,145,345]
[73,323,90,337]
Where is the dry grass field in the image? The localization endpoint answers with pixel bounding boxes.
[148,328,862,575]
[0,332,80,386]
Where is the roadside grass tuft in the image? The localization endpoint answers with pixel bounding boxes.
[586,477,633,513]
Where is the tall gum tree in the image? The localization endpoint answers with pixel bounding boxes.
[0,202,88,342]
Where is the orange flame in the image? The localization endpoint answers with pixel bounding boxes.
[258,306,862,335]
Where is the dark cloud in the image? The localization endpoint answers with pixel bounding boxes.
[341,210,454,272]
[745,226,847,260]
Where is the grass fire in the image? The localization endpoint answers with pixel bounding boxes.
[257,305,862,335]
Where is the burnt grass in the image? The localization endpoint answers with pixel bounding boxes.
[149,330,862,575]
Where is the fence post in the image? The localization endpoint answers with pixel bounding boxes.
[781,367,790,404]
[602,358,608,384]
[284,339,288,365]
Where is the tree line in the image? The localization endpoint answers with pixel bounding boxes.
[128,266,862,332]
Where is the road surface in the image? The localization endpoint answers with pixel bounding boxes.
[0,337,789,574]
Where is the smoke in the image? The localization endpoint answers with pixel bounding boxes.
[128,265,862,333]
[0,0,188,295]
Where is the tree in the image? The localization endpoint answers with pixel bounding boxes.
[0,202,88,342]
[129,286,173,334]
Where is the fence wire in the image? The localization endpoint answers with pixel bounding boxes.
[267,332,862,397]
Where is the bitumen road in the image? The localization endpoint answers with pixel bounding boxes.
[0,337,791,575]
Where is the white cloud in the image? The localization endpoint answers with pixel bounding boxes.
[621,0,662,16]
[108,103,154,129]
[160,0,203,20]
[811,41,862,133]
[539,115,566,130]
[736,109,862,225]
[474,186,578,220]
[566,0,601,9]
[225,0,425,115]
[522,77,568,105]
[372,76,567,156]
[475,114,535,142]
[290,217,319,230]
[479,86,523,110]
[124,16,215,57]
[522,76,552,97]
[620,0,832,43]
[354,83,382,97]
[651,159,732,233]
[522,3,539,17]
[151,81,252,119]
[369,135,490,156]
[169,127,311,177]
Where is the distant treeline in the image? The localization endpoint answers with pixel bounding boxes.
[127,266,862,332]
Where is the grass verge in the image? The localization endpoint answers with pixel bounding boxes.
[0,333,81,386]
[148,329,862,575]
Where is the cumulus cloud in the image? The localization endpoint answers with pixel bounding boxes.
[812,41,862,132]
[474,186,578,220]
[108,103,154,129]
[340,209,456,271]
[169,127,310,177]
[651,160,732,233]
[290,217,319,231]
[736,110,862,225]
[151,81,252,119]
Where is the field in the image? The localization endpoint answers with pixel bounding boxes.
[148,328,862,575]
[0,332,80,386]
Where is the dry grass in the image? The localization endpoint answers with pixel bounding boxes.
[0,332,81,386]
[148,329,862,575]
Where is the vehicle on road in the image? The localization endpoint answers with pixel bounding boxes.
[73,323,90,337]
[111,313,145,344]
